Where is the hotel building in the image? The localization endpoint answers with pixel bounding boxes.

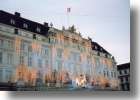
[0,10,119,89]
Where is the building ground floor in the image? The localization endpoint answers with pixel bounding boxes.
[0,64,119,91]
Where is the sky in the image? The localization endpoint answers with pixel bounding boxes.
[0,0,130,64]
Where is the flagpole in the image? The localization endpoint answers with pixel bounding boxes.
[67,7,71,28]
[67,11,69,28]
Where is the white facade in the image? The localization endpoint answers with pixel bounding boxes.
[0,23,119,89]
[0,23,51,85]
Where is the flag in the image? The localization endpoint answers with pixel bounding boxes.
[67,8,71,13]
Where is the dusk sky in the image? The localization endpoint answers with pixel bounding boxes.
[0,0,130,64]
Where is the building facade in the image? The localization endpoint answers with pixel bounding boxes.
[0,10,119,90]
[117,63,130,91]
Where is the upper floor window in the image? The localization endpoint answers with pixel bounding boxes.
[10,19,15,25]
[7,53,13,64]
[119,70,122,75]
[20,56,24,65]
[97,52,100,56]
[111,71,113,77]
[23,23,28,29]
[38,59,42,68]
[14,28,18,34]
[45,49,49,55]
[7,40,13,48]
[56,61,62,70]
[28,45,32,52]
[5,70,12,82]
[120,77,123,83]
[57,48,63,58]
[45,60,49,67]
[100,48,103,51]
[125,77,129,82]
[95,57,100,67]
[0,52,2,64]
[114,72,116,78]
[124,70,127,74]
[20,41,25,50]
[33,34,36,39]
[0,70,3,81]
[87,56,91,63]
[36,27,41,32]
[28,56,32,67]
[103,70,106,77]
[95,46,97,50]
[106,71,109,77]
[127,69,130,74]
[0,39,3,46]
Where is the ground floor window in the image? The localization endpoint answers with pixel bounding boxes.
[0,70,3,82]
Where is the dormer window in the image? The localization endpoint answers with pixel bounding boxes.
[36,27,41,32]
[100,48,103,51]
[23,23,28,29]
[95,46,97,50]
[33,34,36,39]
[10,19,15,25]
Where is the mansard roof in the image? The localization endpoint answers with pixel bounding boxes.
[91,41,111,55]
[0,10,49,36]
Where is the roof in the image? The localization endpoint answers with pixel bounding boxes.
[91,41,111,55]
[0,10,49,36]
[117,63,130,70]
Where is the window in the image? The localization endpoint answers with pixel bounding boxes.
[20,41,25,50]
[28,45,32,52]
[7,53,13,64]
[36,27,41,32]
[105,54,108,58]
[111,71,113,77]
[95,57,100,67]
[28,56,32,67]
[45,49,49,55]
[121,84,125,90]
[125,77,129,82]
[0,39,3,47]
[5,70,12,82]
[20,56,24,65]
[97,52,100,56]
[38,59,42,68]
[23,23,28,29]
[45,60,49,67]
[120,78,123,83]
[10,19,15,25]
[57,48,63,58]
[121,70,124,75]
[119,70,122,75]
[100,48,103,51]
[48,38,51,43]
[7,40,12,48]
[124,70,127,74]
[103,70,106,77]
[0,70,3,81]
[79,55,82,62]
[124,84,128,90]
[0,52,2,64]
[70,52,76,61]
[114,72,116,78]
[106,71,109,77]
[127,69,130,74]
[95,46,97,50]
[56,61,62,70]
[33,34,36,39]
[87,56,90,63]
[14,28,18,34]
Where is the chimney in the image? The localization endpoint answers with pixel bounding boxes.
[15,12,20,17]
[44,22,48,27]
